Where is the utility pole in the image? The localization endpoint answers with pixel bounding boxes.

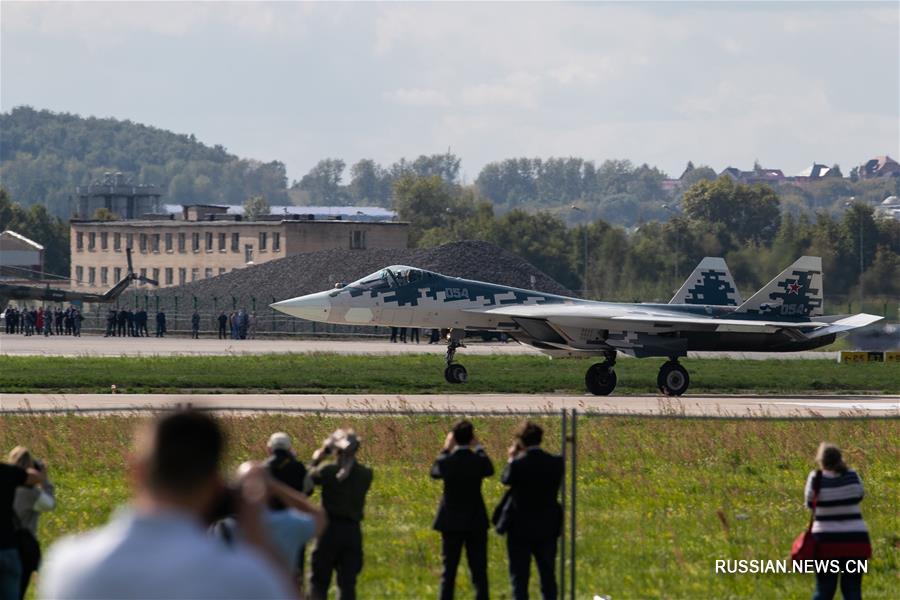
[845,198,864,311]
[571,205,588,297]
[662,204,679,282]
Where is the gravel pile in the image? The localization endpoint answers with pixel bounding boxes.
[121,240,571,308]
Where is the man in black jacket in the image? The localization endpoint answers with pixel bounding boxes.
[501,421,564,600]
[431,420,494,600]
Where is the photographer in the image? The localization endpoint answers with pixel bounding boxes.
[39,410,294,599]
[8,447,56,600]
[1,461,43,600]
[308,429,373,600]
[213,459,325,587]
[431,420,494,600]
[501,421,564,600]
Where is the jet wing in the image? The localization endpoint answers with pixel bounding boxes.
[803,313,883,339]
[464,304,826,332]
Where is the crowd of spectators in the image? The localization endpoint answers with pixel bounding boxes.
[2,306,83,337]
[2,411,871,600]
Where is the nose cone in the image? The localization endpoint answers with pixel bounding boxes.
[270,291,332,322]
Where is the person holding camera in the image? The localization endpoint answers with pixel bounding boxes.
[1,460,44,600]
[501,421,564,600]
[212,459,326,594]
[7,447,56,600]
[431,420,494,600]
[39,411,294,599]
[308,429,373,600]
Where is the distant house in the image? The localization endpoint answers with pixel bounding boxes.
[795,163,833,180]
[876,196,900,222]
[858,155,900,179]
[719,166,785,186]
[0,230,44,280]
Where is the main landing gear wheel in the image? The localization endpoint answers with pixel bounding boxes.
[657,361,690,396]
[585,362,617,396]
[444,364,468,384]
[585,352,618,396]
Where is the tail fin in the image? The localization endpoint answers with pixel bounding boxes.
[669,257,743,306]
[734,256,823,319]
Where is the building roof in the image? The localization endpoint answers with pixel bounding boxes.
[162,204,396,221]
[0,230,44,250]
[796,163,831,178]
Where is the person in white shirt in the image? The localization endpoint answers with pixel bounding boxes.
[39,411,295,599]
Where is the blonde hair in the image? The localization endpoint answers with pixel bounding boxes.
[8,446,33,469]
[816,442,848,473]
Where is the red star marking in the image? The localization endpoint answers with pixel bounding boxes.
[787,283,801,295]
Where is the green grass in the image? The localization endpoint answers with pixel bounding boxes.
[1,415,897,598]
[1,355,898,395]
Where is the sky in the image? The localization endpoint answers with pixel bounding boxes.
[2,1,898,182]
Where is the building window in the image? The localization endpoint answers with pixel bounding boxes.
[126,233,134,250]
[75,266,83,284]
[152,268,160,283]
[191,268,199,282]
[273,232,281,252]
[231,233,240,252]
[350,230,366,249]
[178,233,186,253]
[259,232,267,251]
[165,233,173,252]
[179,268,186,285]
[88,267,96,285]
[113,232,121,251]
[76,232,84,250]
[100,232,108,250]
[114,267,122,281]
[192,233,200,252]
[140,234,147,252]
[139,268,147,285]
[205,268,213,279]
[219,233,226,251]
[152,234,160,252]
[205,232,213,251]
[100,267,108,285]
[165,268,173,285]
[88,232,96,251]
[245,245,253,263]
[218,267,226,276]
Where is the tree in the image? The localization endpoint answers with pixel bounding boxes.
[392,175,457,245]
[243,195,270,220]
[0,188,70,276]
[679,165,718,188]
[91,207,119,221]
[682,177,781,244]
[349,159,391,206]
[295,159,347,204]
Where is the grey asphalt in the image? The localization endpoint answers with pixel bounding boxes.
[0,333,840,360]
[1,393,897,417]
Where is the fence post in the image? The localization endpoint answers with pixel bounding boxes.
[569,408,577,599]
[559,409,567,600]
[173,296,179,330]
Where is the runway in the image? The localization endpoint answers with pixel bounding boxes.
[1,392,897,417]
[0,333,840,360]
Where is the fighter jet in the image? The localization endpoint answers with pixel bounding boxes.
[271,256,882,396]
[0,248,157,308]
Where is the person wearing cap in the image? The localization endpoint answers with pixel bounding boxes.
[308,429,373,600]
[431,420,494,600]
[265,432,314,591]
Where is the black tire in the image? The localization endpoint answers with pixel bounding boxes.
[585,363,617,396]
[445,364,467,384]
[657,361,690,396]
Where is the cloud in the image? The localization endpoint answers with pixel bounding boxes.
[383,87,450,108]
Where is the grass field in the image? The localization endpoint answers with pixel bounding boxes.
[1,355,898,395]
[1,414,897,598]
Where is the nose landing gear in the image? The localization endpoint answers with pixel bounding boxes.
[657,359,690,396]
[443,329,467,384]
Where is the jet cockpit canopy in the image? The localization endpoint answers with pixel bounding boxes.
[346,265,431,292]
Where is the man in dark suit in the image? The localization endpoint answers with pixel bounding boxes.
[501,421,564,600]
[431,420,495,600]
